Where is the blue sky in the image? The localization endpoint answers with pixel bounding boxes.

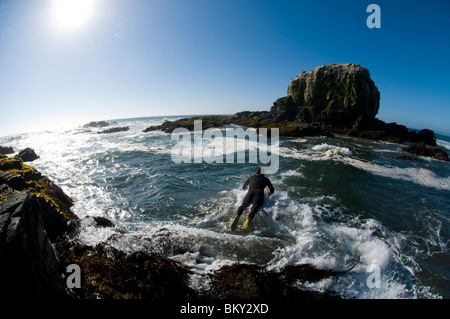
[0,0,449,137]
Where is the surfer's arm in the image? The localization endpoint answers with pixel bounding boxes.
[242,177,250,190]
[266,179,275,196]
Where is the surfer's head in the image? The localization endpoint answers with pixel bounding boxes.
[256,167,263,175]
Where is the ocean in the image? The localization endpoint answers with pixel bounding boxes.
[1,116,449,299]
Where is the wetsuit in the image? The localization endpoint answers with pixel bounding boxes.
[236,174,274,220]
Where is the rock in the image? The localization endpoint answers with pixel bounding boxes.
[54,241,196,300]
[144,116,231,134]
[83,121,116,128]
[384,123,410,140]
[0,172,26,191]
[0,190,69,298]
[429,148,449,161]
[93,216,115,228]
[402,142,448,161]
[204,263,343,299]
[0,146,14,155]
[287,63,380,127]
[0,156,80,298]
[402,142,430,157]
[17,147,39,162]
[0,157,23,170]
[270,96,298,122]
[418,129,437,146]
[98,126,129,134]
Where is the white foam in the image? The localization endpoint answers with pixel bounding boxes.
[280,169,305,178]
[313,143,352,156]
[342,157,450,190]
[437,139,450,151]
[255,191,425,298]
[277,142,352,161]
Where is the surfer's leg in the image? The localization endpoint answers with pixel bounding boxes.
[236,203,248,217]
[243,191,264,229]
[236,191,253,217]
[249,205,261,220]
[249,190,264,219]
[233,191,253,231]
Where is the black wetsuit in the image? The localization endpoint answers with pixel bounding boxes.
[236,174,274,219]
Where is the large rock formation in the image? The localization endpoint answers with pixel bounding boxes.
[228,63,380,129]
[284,63,380,127]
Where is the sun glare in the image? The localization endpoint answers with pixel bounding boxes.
[52,0,95,29]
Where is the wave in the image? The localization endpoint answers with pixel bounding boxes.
[278,139,449,191]
[341,157,450,191]
[312,143,353,156]
[437,139,450,151]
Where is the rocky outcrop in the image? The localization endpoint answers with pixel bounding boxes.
[17,147,40,162]
[83,121,116,128]
[143,116,231,133]
[55,240,195,299]
[0,157,77,298]
[204,263,344,299]
[402,142,448,161]
[285,63,380,127]
[98,126,129,134]
[225,64,380,128]
[0,146,14,155]
[0,147,40,162]
[0,189,69,298]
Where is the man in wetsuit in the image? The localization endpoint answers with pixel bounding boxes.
[230,167,275,231]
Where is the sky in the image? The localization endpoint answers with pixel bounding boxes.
[0,0,449,137]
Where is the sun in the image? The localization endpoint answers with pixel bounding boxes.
[51,0,95,30]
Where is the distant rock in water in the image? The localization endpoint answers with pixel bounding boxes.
[83,121,116,128]
[402,142,448,161]
[98,126,129,134]
[417,129,437,146]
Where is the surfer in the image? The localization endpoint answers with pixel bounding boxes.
[231,167,275,231]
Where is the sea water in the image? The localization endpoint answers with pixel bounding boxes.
[1,116,449,299]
